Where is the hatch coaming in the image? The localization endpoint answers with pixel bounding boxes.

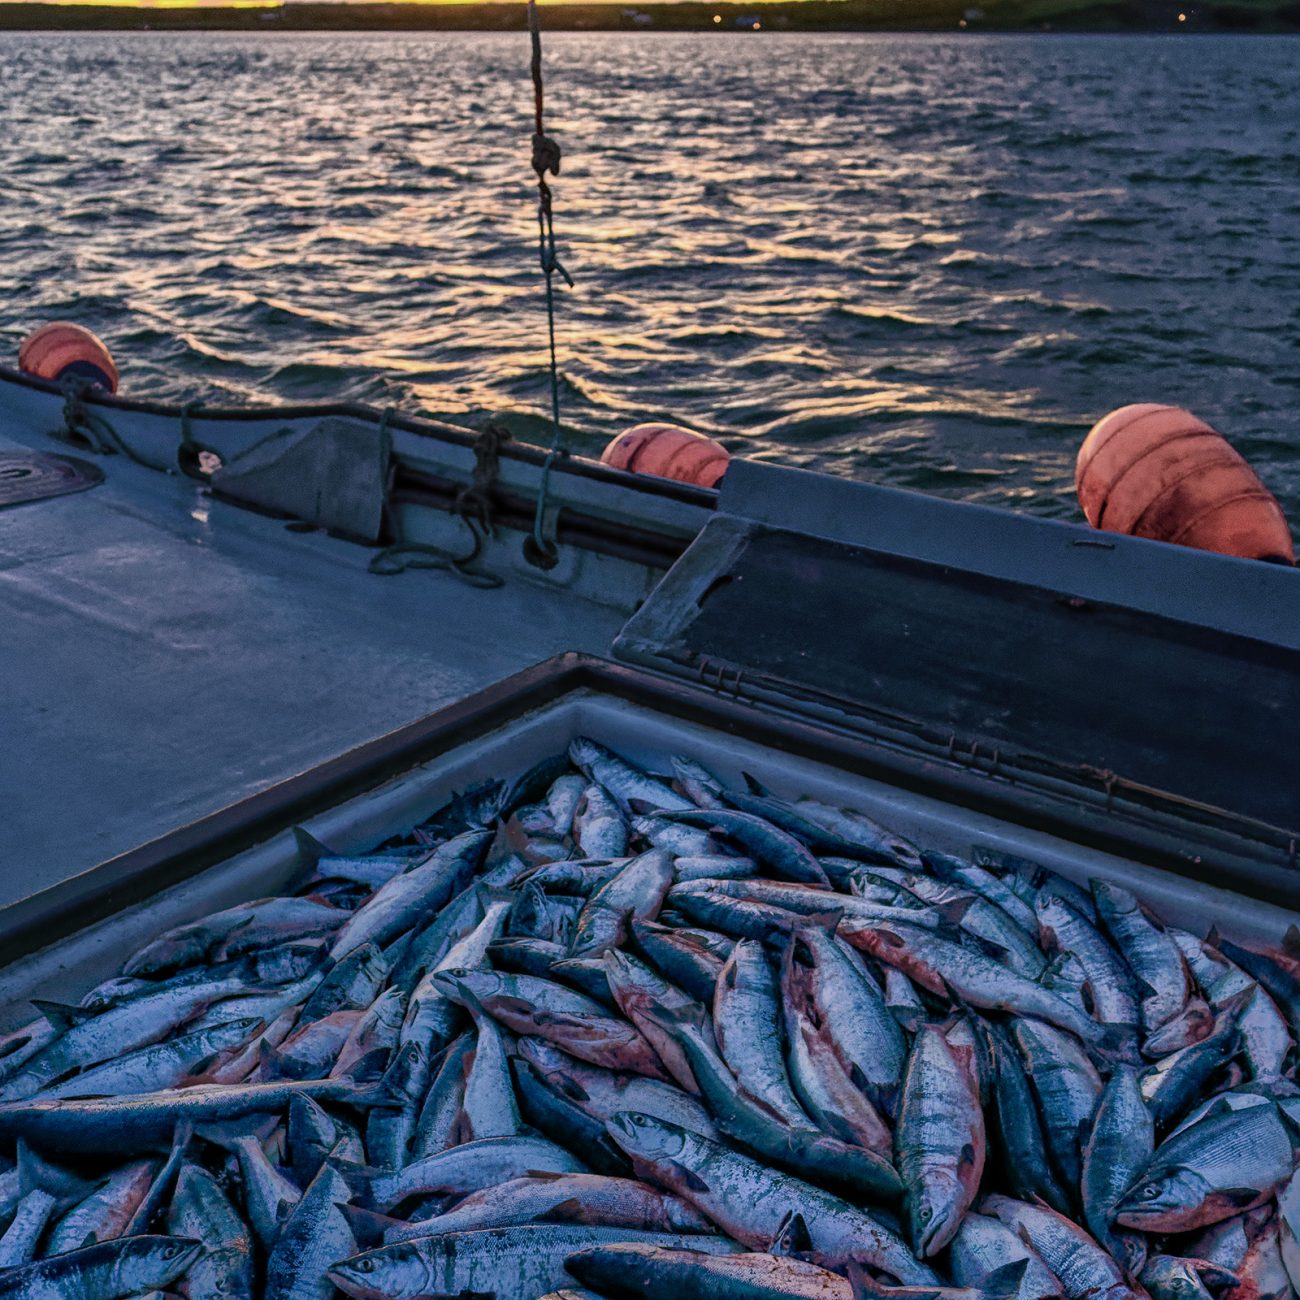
[3,657,1295,1027]
[615,461,1300,894]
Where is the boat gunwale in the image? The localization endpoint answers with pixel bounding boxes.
[0,362,719,509]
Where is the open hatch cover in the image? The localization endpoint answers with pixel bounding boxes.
[614,461,1300,883]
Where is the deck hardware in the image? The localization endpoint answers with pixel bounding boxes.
[0,450,103,509]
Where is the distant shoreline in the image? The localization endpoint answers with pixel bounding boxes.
[2,0,1298,34]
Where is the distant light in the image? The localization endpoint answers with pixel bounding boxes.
[713,12,722,20]
[752,19,761,27]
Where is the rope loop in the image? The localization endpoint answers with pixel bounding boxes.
[367,418,509,589]
[53,377,174,474]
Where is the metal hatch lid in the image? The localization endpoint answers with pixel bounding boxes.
[613,460,1300,895]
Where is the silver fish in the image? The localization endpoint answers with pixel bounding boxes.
[329,1223,737,1300]
[606,1111,934,1283]
[897,1024,985,1257]
[0,1234,202,1299]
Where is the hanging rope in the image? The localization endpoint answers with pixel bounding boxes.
[523,0,573,572]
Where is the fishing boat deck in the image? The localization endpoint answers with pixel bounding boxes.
[0,415,632,906]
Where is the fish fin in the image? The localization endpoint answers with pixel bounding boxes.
[628,798,665,818]
[983,1259,1032,1300]
[17,1140,96,1203]
[1221,1188,1263,1208]
[741,772,772,796]
[195,1117,277,1149]
[1189,1260,1241,1289]
[495,995,541,1019]
[1284,925,1300,960]
[550,1073,592,1105]
[326,1159,385,1204]
[846,1262,889,1300]
[797,909,844,934]
[937,895,975,929]
[959,1142,978,1169]
[337,1202,406,1247]
[292,826,336,871]
[80,1231,98,1249]
[664,1158,710,1194]
[256,1041,296,1082]
[1204,924,1225,951]
[1092,1023,1142,1066]
[1276,1098,1300,1145]
[343,1047,394,1092]
[770,1210,813,1257]
[522,1169,566,1182]
[547,1196,585,1221]
[961,933,1013,962]
[30,999,98,1031]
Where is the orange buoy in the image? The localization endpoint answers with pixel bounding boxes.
[1076,403,1294,564]
[18,322,119,394]
[600,424,730,489]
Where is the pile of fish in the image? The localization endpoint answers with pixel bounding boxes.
[1,736,1299,1300]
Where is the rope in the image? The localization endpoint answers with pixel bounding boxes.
[524,0,572,572]
[53,377,175,474]
[176,399,227,480]
[367,416,508,589]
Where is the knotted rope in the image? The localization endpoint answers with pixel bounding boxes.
[368,417,509,588]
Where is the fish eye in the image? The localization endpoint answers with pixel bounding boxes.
[161,1244,183,1259]
[919,1206,933,1221]
[630,1114,650,1127]
[1141,1183,1162,1200]
[357,1259,375,1273]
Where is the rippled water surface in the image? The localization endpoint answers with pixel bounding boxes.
[1,31,1298,518]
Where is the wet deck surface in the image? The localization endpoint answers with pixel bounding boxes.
[0,422,626,908]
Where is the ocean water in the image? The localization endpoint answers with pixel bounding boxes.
[0,30,1297,521]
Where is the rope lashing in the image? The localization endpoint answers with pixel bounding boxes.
[368,417,508,589]
[177,399,226,480]
[523,0,573,572]
[53,377,174,474]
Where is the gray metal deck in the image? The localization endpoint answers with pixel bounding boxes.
[0,420,633,904]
